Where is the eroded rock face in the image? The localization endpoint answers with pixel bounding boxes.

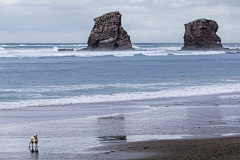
[181,18,223,50]
[81,11,134,51]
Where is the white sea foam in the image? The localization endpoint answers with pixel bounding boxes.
[0,50,225,58]
[0,45,9,47]
[1,83,240,110]
[0,47,10,57]
[0,82,180,93]
[174,51,226,56]
[152,47,181,51]
[0,43,229,58]
[4,50,224,58]
[223,44,240,49]
[132,45,141,49]
[52,46,59,51]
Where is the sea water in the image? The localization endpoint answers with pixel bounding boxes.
[0,43,240,109]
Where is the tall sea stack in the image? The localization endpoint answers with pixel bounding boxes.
[181,18,223,50]
[81,11,134,51]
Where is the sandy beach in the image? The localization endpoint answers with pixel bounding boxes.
[1,92,240,159]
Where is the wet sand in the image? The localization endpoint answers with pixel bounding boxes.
[96,136,240,159]
[1,92,240,159]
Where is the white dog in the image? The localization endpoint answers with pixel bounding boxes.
[29,134,38,147]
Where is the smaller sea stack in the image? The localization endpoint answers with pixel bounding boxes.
[182,18,223,50]
[81,11,134,51]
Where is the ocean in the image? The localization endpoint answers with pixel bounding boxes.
[1,43,240,109]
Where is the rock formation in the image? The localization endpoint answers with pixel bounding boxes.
[81,11,134,51]
[181,18,223,50]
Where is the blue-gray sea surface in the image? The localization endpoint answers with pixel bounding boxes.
[1,43,240,109]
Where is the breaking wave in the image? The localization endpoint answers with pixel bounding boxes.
[1,83,240,109]
[0,43,232,58]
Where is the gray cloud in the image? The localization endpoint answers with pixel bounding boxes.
[0,0,239,43]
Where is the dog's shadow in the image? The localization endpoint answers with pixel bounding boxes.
[29,146,38,153]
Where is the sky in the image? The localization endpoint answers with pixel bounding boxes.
[0,0,240,43]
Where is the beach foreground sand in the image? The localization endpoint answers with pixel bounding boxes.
[96,136,240,160]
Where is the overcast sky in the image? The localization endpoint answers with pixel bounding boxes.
[0,0,239,43]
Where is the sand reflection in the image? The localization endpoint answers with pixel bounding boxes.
[29,145,38,153]
[99,136,127,143]
[29,145,39,160]
[97,116,126,143]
